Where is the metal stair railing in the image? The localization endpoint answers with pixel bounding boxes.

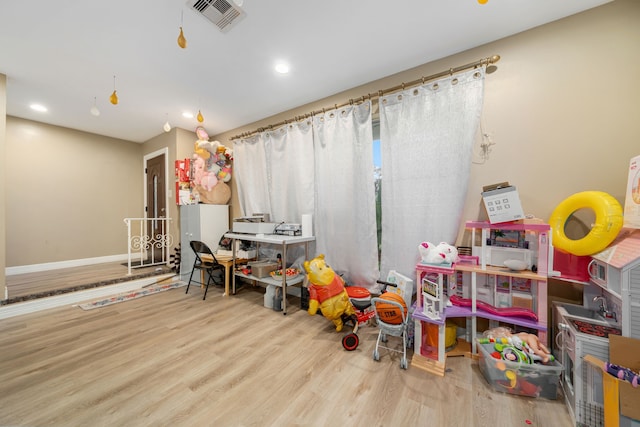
[123,217,173,275]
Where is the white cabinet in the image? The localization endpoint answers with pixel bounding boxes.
[180,204,229,281]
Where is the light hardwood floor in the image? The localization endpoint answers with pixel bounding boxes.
[0,282,573,427]
[5,262,173,300]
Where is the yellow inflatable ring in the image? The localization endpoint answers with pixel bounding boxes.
[549,191,623,256]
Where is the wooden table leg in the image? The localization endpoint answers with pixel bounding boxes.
[224,263,230,297]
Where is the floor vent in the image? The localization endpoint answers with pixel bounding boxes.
[187,0,246,33]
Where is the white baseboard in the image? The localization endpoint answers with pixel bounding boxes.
[0,273,176,320]
[5,254,142,276]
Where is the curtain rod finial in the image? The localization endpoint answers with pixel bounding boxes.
[490,55,500,64]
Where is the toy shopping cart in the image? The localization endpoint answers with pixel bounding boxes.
[371,296,409,369]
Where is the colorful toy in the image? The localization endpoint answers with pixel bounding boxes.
[195,139,234,183]
[303,254,356,332]
[374,292,407,325]
[480,336,555,365]
[495,370,541,397]
[481,327,552,364]
[450,294,538,322]
[605,362,639,387]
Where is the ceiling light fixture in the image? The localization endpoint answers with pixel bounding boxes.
[275,62,290,74]
[197,109,204,123]
[30,103,47,112]
[182,111,194,119]
[90,97,100,116]
[478,0,488,4]
[177,10,187,48]
[110,75,118,105]
[163,113,171,132]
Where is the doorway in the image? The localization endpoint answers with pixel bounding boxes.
[144,149,169,264]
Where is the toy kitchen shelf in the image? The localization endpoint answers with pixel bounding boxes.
[223,232,314,315]
[411,220,551,376]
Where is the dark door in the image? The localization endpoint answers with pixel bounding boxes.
[146,154,166,263]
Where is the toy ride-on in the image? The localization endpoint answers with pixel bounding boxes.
[340,279,402,351]
[303,254,405,352]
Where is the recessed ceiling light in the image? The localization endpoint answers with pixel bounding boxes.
[182,111,194,119]
[30,103,47,112]
[275,62,290,74]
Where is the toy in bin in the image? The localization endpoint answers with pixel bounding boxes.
[477,327,562,399]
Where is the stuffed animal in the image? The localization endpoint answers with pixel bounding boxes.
[192,155,218,191]
[303,254,356,332]
[436,242,459,264]
[418,241,446,264]
[418,241,459,265]
[196,139,233,182]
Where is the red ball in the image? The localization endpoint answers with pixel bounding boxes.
[375,292,407,325]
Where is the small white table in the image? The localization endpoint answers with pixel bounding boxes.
[224,233,315,314]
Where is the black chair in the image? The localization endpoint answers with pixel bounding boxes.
[186,240,225,300]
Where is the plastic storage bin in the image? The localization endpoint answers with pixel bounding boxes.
[476,340,562,399]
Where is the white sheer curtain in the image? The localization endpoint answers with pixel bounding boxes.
[233,121,314,223]
[233,134,271,217]
[264,120,315,224]
[379,68,485,279]
[313,101,379,289]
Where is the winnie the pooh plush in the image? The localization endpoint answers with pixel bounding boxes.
[303,254,356,332]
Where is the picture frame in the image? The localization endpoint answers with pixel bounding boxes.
[488,229,527,248]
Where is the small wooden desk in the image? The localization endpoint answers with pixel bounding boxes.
[201,254,246,297]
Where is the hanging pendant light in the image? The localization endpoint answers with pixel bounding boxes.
[177,27,187,48]
[110,75,118,105]
[163,113,171,132]
[177,11,187,48]
[197,109,204,123]
[90,96,100,116]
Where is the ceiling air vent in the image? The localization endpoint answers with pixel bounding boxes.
[187,0,246,33]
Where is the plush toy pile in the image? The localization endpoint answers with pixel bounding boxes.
[191,126,233,204]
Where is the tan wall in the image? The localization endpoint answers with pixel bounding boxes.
[3,118,199,271]
[1,74,6,297]
[214,0,640,246]
[5,117,144,266]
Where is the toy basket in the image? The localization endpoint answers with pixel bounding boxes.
[371,297,409,369]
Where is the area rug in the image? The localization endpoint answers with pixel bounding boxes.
[78,281,186,310]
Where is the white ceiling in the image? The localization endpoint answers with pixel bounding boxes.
[0,0,611,143]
